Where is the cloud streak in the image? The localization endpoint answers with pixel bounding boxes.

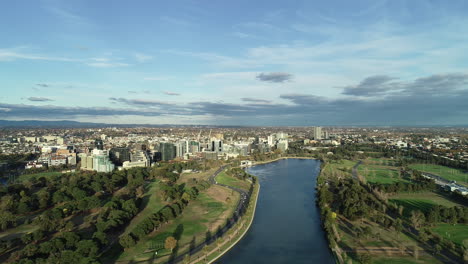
[241,97,271,103]
[256,72,293,83]
[164,91,180,96]
[27,97,54,102]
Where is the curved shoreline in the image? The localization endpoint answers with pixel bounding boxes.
[252,156,317,166]
[206,183,260,264]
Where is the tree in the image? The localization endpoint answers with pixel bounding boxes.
[76,240,99,258]
[410,210,425,229]
[165,236,177,253]
[203,245,209,260]
[0,210,16,231]
[92,231,108,246]
[433,244,442,255]
[358,253,372,264]
[394,219,403,234]
[119,234,136,250]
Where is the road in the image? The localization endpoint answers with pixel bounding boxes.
[167,166,252,264]
[352,160,362,180]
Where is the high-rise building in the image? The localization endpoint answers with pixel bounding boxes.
[130,151,150,167]
[175,141,187,157]
[277,139,289,152]
[211,140,223,152]
[313,127,322,140]
[95,139,104,150]
[92,149,114,172]
[109,147,131,166]
[267,135,276,146]
[276,132,287,140]
[160,142,176,161]
[189,141,200,153]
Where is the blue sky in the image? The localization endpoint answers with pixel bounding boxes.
[1,0,468,126]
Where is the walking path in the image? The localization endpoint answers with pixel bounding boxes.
[167,166,254,264]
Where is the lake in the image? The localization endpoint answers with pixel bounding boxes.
[217,158,334,264]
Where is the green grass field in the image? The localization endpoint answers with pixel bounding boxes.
[17,171,62,182]
[321,159,356,178]
[358,163,408,184]
[122,180,166,235]
[432,223,468,246]
[116,185,239,263]
[216,170,251,191]
[390,191,463,215]
[409,164,468,186]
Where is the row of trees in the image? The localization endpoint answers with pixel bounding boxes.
[120,179,211,249]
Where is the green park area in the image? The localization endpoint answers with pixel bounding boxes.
[321,159,356,178]
[216,170,251,191]
[358,158,408,184]
[432,223,468,246]
[16,171,63,182]
[390,192,464,216]
[318,155,468,264]
[116,184,239,263]
[121,180,165,236]
[409,164,468,186]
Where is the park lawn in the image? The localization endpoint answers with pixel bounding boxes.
[409,164,468,186]
[338,217,415,249]
[432,223,468,246]
[390,192,463,216]
[322,159,356,177]
[179,167,220,184]
[358,165,407,184]
[116,185,239,263]
[368,158,398,167]
[122,180,166,235]
[17,171,62,182]
[216,170,251,191]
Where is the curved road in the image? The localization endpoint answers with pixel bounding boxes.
[167,166,252,264]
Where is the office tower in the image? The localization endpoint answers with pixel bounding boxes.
[189,141,200,153]
[92,149,114,173]
[267,135,276,146]
[313,127,322,140]
[95,139,104,150]
[109,147,131,166]
[211,140,223,152]
[160,142,176,161]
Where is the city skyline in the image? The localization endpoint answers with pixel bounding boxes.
[1,0,468,126]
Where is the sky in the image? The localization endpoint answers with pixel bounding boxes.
[1,0,468,126]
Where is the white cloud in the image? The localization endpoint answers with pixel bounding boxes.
[135,53,153,62]
[86,62,130,68]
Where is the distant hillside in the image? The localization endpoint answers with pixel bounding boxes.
[0,120,244,128]
[0,120,106,128]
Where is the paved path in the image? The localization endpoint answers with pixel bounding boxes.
[352,160,362,180]
[167,166,251,264]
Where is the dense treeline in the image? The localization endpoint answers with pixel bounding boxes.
[372,170,437,193]
[0,159,209,263]
[120,179,211,249]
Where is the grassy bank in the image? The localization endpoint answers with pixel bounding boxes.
[190,182,260,264]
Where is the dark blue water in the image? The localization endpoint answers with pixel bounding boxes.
[217,158,334,264]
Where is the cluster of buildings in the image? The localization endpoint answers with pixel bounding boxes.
[1,126,465,176]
